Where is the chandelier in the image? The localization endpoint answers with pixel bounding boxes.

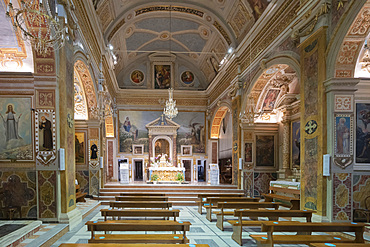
[163,88,178,120]
[6,0,67,56]
[90,63,112,122]
[240,95,259,126]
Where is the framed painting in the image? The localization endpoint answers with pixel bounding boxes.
[89,139,99,161]
[255,135,276,169]
[130,70,144,85]
[154,64,171,89]
[180,71,194,86]
[291,120,300,169]
[75,132,85,165]
[356,103,370,163]
[335,115,353,156]
[0,97,33,161]
[181,145,192,156]
[35,110,56,165]
[133,144,143,155]
[262,89,280,111]
[244,142,253,163]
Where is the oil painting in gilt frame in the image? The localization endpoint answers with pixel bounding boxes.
[0,97,33,161]
[356,103,370,163]
[154,64,171,89]
[291,120,300,169]
[75,132,85,165]
[255,135,275,167]
[244,142,253,163]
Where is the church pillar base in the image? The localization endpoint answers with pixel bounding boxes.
[59,208,82,230]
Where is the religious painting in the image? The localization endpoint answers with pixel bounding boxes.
[130,70,144,84]
[182,145,192,156]
[0,97,33,161]
[335,115,352,156]
[244,142,252,163]
[89,139,99,161]
[356,103,370,163]
[246,0,269,20]
[119,111,205,154]
[181,71,194,85]
[291,120,300,168]
[154,64,171,89]
[155,139,169,157]
[133,144,143,155]
[255,135,275,167]
[262,89,280,111]
[35,110,56,165]
[75,132,85,164]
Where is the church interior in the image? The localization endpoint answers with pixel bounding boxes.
[0,0,370,246]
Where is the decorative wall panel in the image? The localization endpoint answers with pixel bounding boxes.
[333,173,352,221]
[76,170,89,194]
[253,172,277,197]
[38,171,57,219]
[353,174,370,210]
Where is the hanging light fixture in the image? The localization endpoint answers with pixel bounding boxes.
[163,88,178,120]
[6,0,67,56]
[240,95,259,125]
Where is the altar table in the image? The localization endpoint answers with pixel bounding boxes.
[149,167,185,181]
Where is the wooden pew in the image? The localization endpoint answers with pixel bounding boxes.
[197,193,245,214]
[262,186,300,210]
[250,221,366,247]
[86,220,191,244]
[109,201,172,209]
[311,244,370,247]
[205,197,260,221]
[59,244,210,247]
[310,243,370,247]
[214,202,281,230]
[76,184,87,203]
[115,196,168,201]
[120,192,166,197]
[101,209,180,221]
[229,209,314,245]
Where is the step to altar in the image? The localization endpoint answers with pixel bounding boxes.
[94,183,244,206]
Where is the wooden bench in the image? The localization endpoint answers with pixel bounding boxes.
[262,186,300,210]
[204,197,260,221]
[229,209,314,245]
[250,221,366,247]
[76,184,87,203]
[214,202,281,230]
[120,192,166,197]
[311,244,370,247]
[59,244,210,247]
[115,196,168,201]
[101,209,180,221]
[197,193,245,214]
[109,201,172,209]
[86,220,191,244]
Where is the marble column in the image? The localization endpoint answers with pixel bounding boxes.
[281,119,292,178]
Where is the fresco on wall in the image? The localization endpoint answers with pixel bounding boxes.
[244,142,252,163]
[75,132,85,164]
[246,0,269,19]
[0,98,32,161]
[291,120,300,168]
[262,89,280,111]
[356,103,370,163]
[335,116,351,155]
[154,65,171,89]
[119,111,205,154]
[181,71,194,85]
[256,135,274,167]
[38,112,53,151]
[130,70,144,84]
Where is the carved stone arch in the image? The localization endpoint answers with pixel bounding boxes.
[327,0,367,78]
[331,0,370,79]
[241,54,300,113]
[210,103,232,139]
[74,60,98,119]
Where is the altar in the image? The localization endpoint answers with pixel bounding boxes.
[149,154,185,181]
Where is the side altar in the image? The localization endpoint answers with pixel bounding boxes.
[149,154,185,181]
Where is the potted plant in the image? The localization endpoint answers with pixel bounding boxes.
[151,174,159,184]
[175,173,184,183]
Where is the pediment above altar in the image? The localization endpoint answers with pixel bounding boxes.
[146,116,180,136]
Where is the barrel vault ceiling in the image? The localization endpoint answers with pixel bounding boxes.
[94,0,270,91]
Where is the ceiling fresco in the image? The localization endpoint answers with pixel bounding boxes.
[94,0,271,91]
